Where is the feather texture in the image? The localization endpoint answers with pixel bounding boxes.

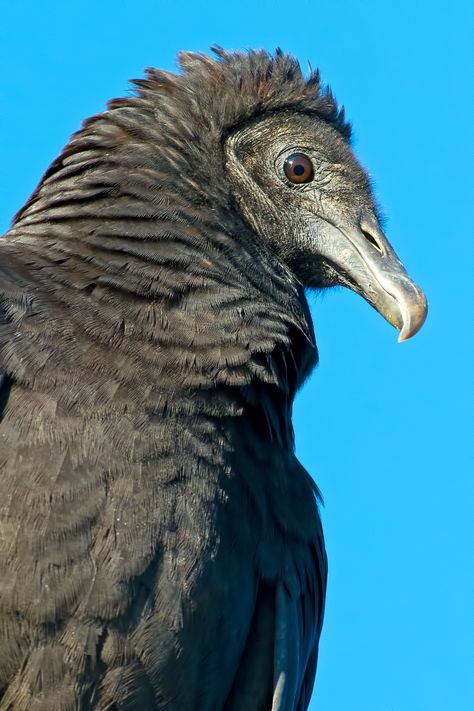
[0,49,332,709]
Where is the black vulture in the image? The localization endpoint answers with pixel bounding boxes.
[0,48,426,710]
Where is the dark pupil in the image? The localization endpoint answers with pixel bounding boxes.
[293,164,305,176]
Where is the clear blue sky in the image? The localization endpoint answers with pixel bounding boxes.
[0,1,471,709]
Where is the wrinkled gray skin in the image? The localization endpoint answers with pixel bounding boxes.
[0,50,426,711]
[227,111,426,341]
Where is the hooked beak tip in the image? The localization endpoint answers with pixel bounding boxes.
[396,289,428,343]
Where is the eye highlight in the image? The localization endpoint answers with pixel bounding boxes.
[283,152,314,184]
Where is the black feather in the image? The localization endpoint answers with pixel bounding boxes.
[0,49,334,709]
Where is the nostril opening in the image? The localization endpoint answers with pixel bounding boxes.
[361,228,383,254]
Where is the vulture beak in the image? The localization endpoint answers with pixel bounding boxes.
[315,215,427,341]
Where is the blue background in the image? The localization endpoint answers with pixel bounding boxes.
[0,2,471,709]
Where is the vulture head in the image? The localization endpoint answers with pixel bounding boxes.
[226,110,427,341]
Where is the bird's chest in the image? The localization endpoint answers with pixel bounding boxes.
[213,412,321,583]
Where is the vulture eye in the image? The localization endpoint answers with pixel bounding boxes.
[284,152,314,184]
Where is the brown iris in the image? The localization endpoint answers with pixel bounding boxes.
[283,152,314,184]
